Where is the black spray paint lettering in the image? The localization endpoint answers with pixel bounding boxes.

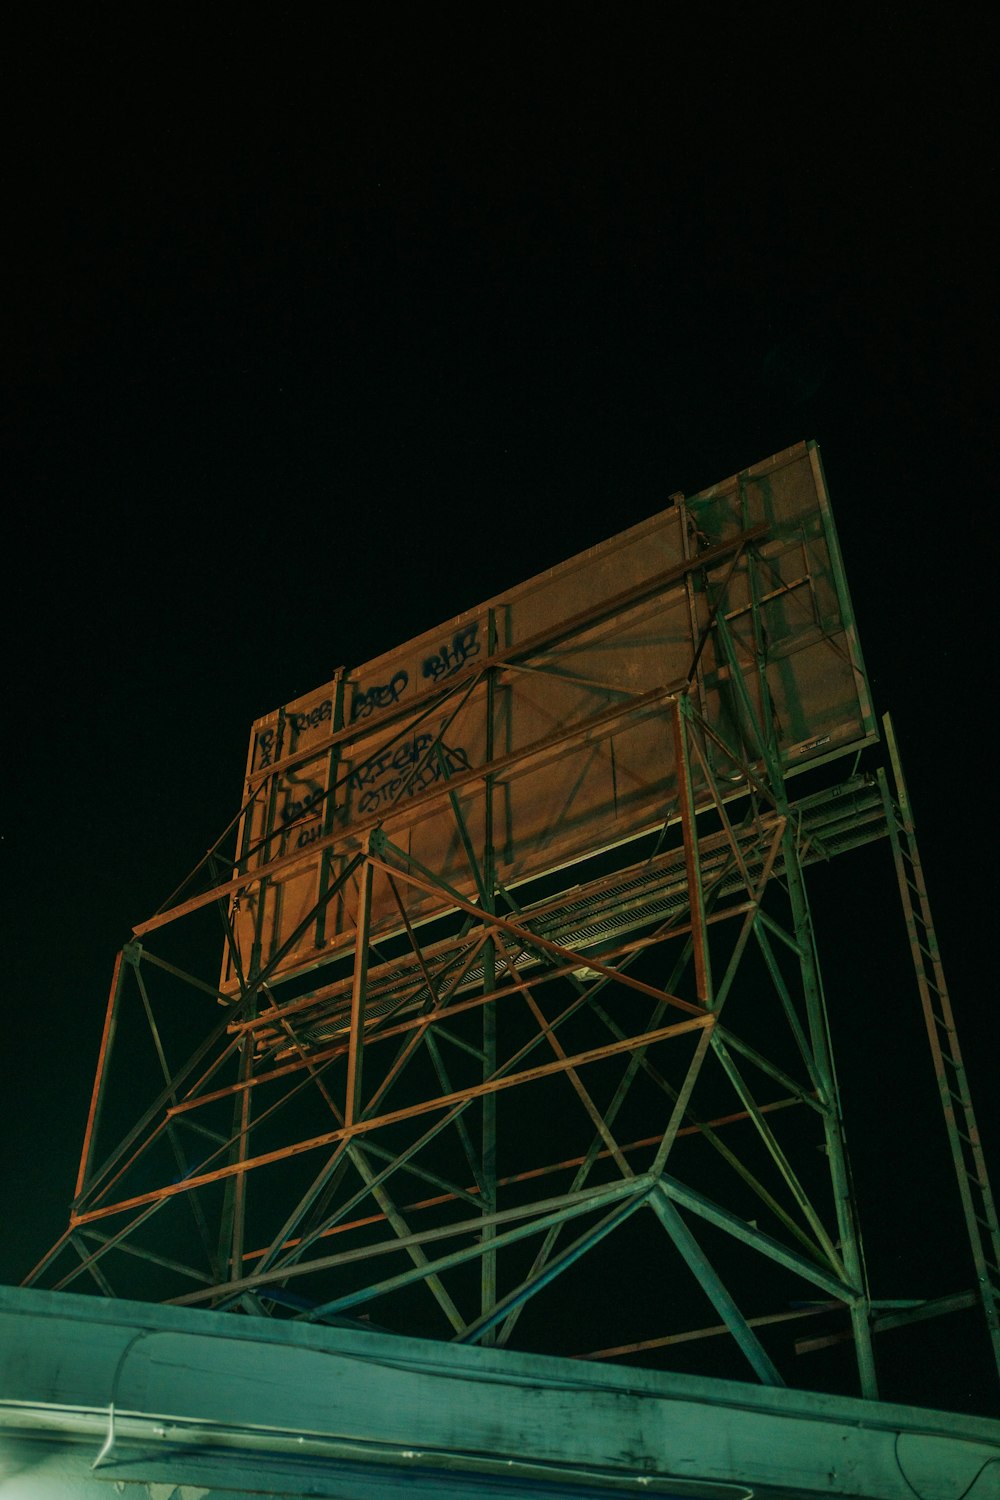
[283,768,329,847]
[351,670,409,722]
[257,699,330,767]
[349,733,471,816]
[279,786,325,825]
[257,727,278,768]
[422,623,481,683]
[356,745,472,815]
[349,732,435,794]
[288,699,332,735]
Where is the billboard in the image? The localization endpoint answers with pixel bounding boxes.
[221,441,874,991]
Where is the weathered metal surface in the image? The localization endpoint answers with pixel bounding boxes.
[3,1284,999,1499]
[223,441,875,989]
[23,440,998,1416]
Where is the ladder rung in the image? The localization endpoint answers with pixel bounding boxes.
[893,808,1000,1304]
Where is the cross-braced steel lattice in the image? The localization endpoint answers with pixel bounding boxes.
[27,443,999,1402]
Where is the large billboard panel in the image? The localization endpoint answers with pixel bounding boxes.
[221,441,874,991]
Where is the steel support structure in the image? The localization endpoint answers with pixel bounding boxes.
[23,455,1000,1410]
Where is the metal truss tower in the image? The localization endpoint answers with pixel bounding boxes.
[25,442,1000,1408]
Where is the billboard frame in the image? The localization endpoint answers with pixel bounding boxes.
[23,443,1000,1409]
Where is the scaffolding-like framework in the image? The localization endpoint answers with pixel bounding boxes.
[27,442,1000,1402]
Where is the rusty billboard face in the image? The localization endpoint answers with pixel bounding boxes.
[223,441,874,991]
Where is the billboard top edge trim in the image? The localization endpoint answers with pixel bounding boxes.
[249,441,816,731]
[245,524,769,774]
[366,439,812,673]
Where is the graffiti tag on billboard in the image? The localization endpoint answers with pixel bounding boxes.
[273,770,328,850]
[349,732,472,816]
[289,700,332,735]
[256,727,279,768]
[256,699,331,769]
[279,784,325,826]
[422,623,481,683]
[351,670,409,722]
[254,623,481,771]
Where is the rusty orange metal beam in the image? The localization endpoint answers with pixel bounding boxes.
[368,852,707,1017]
[234,1095,804,1264]
[242,524,770,791]
[72,1014,714,1225]
[134,683,682,939]
[74,949,127,1201]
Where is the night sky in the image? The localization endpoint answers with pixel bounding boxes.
[3,14,996,1416]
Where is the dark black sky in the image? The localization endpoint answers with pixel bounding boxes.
[3,13,996,1414]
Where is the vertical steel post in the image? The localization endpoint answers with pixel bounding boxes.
[226,1030,254,1286]
[777,816,878,1397]
[345,854,374,1130]
[676,495,713,734]
[315,669,346,952]
[715,558,878,1398]
[671,695,713,1008]
[218,911,259,1287]
[481,608,499,1340]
